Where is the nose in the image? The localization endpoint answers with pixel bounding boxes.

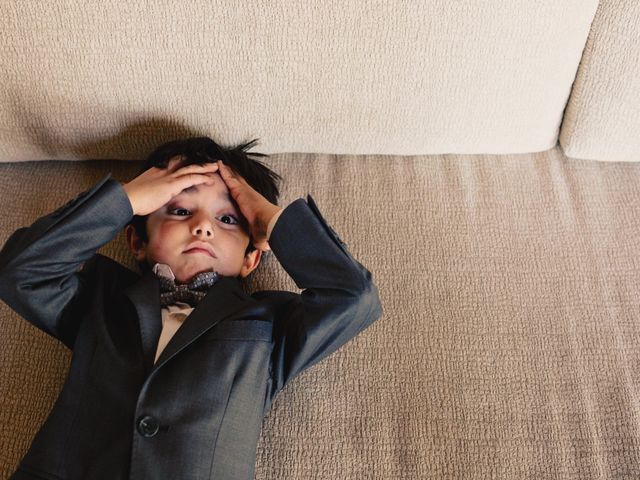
[190,213,214,238]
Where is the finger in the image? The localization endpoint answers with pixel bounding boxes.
[173,173,217,191]
[254,240,271,252]
[172,162,219,177]
[166,156,187,173]
[217,161,245,185]
[175,162,219,172]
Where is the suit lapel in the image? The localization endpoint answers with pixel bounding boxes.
[124,269,254,376]
[124,268,161,374]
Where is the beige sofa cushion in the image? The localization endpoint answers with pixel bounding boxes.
[2,147,640,478]
[560,0,640,163]
[1,1,597,161]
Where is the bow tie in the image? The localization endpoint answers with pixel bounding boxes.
[157,270,221,307]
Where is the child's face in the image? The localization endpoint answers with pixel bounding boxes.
[126,161,261,283]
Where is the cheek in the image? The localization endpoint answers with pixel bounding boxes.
[227,230,250,248]
[148,222,181,258]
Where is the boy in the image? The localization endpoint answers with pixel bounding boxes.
[0,137,383,480]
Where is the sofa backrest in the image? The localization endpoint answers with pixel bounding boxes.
[4,1,636,162]
[559,0,640,163]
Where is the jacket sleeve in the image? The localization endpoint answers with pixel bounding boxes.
[265,194,384,402]
[0,173,134,350]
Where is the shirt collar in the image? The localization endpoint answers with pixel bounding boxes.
[152,262,176,282]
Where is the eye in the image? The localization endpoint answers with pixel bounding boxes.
[168,207,239,226]
[219,214,239,225]
[169,207,191,216]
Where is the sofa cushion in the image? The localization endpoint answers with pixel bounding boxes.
[2,148,640,478]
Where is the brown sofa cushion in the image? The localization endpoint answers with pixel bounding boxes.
[2,147,640,478]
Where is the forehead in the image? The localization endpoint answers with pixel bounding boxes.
[174,172,233,204]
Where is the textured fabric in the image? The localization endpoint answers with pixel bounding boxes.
[153,262,221,307]
[0,1,599,160]
[560,1,640,162]
[1,149,640,478]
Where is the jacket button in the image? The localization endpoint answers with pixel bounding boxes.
[137,415,159,437]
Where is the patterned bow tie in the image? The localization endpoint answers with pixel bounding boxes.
[156,269,221,308]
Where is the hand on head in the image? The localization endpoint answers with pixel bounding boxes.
[122,157,282,253]
[122,158,219,217]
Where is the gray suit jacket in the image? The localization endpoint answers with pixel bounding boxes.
[0,174,383,480]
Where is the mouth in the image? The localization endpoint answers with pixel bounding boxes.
[184,248,215,258]
[184,248,213,257]
[184,244,216,258]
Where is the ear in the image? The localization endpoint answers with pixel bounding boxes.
[239,248,262,278]
[125,224,147,262]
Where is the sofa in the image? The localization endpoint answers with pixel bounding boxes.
[1,1,639,478]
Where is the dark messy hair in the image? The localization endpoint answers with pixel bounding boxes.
[125,136,282,275]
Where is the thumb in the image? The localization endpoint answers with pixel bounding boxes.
[254,238,271,252]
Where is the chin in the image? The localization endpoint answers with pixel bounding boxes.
[183,264,217,281]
